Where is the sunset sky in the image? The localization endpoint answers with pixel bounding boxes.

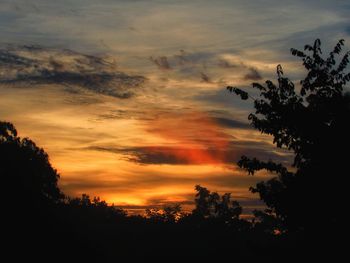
[1,0,349,213]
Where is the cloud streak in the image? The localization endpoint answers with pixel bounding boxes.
[0,45,146,99]
[86,141,290,165]
[83,111,291,166]
[244,67,262,81]
[150,56,172,70]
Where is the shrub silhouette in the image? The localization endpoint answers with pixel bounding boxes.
[228,39,350,232]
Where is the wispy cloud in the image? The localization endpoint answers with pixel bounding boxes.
[82,110,291,166]
[243,67,262,81]
[86,140,289,165]
[212,117,251,129]
[217,59,239,69]
[149,56,172,70]
[200,72,211,83]
[0,45,146,99]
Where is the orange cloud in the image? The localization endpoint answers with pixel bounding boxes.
[125,146,231,165]
[140,111,233,164]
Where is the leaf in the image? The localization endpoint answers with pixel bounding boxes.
[291,48,306,58]
[227,86,249,100]
[304,45,313,51]
[313,39,322,54]
[277,64,284,78]
[252,82,266,91]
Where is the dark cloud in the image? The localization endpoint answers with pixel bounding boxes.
[200,72,211,83]
[217,59,239,69]
[212,117,251,129]
[96,110,137,120]
[0,45,146,99]
[149,56,171,70]
[94,110,252,127]
[84,140,291,166]
[173,50,215,66]
[88,146,209,165]
[243,67,262,81]
[149,50,218,81]
[148,49,265,84]
[174,50,189,65]
[0,49,37,67]
[93,109,161,122]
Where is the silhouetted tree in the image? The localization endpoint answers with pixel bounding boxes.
[65,194,127,222]
[0,121,63,207]
[228,39,350,232]
[0,121,84,261]
[146,204,183,223]
[193,185,242,223]
[216,193,242,222]
[193,185,211,217]
[251,209,285,235]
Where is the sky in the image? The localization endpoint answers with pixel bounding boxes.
[1,0,349,214]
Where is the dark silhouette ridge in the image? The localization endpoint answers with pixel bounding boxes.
[2,38,348,261]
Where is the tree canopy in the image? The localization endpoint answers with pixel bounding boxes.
[228,39,350,231]
[0,121,63,206]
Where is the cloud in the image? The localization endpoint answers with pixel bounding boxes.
[80,109,291,166]
[200,72,211,83]
[0,45,146,99]
[85,138,290,166]
[149,50,219,83]
[121,146,234,165]
[217,59,239,69]
[148,48,267,85]
[95,109,154,121]
[243,67,262,81]
[174,49,189,65]
[93,108,253,129]
[0,49,36,67]
[213,117,251,129]
[150,56,172,70]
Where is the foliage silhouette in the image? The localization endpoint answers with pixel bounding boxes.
[1,122,257,260]
[1,117,341,260]
[146,204,183,223]
[228,39,350,233]
[65,194,127,222]
[0,121,63,206]
[0,121,90,261]
[192,185,242,221]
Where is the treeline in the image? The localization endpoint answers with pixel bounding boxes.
[0,120,297,261]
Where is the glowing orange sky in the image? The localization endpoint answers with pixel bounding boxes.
[0,80,290,212]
